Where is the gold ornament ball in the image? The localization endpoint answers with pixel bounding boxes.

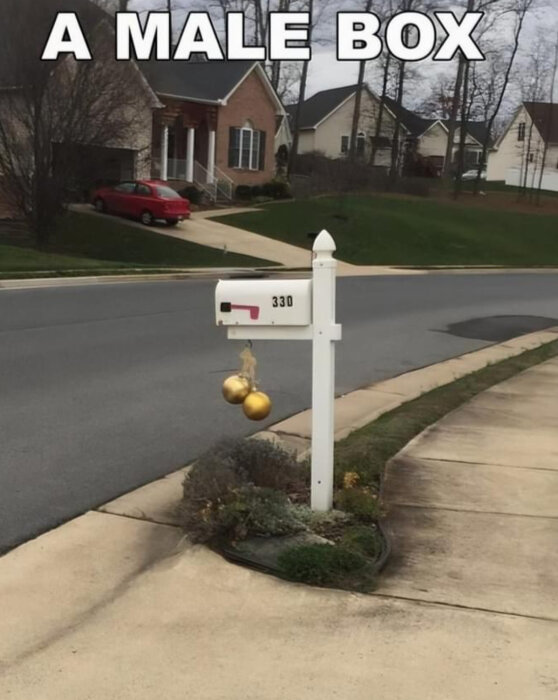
[222,374,252,404]
[242,391,272,421]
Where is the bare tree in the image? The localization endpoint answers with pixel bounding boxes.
[288,0,314,175]
[471,0,536,193]
[348,0,373,161]
[535,30,558,203]
[370,52,394,166]
[0,0,154,245]
[417,77,458,120]
[442,0,505,183]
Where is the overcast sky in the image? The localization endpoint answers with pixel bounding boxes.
[126,0,558,103]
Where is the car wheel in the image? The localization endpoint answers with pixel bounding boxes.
[166,219,179,227]
[140,210,154,226]
[94,198,106,213]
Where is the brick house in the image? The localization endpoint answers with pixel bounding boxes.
[0,0,287,217]
[140,59,286,199]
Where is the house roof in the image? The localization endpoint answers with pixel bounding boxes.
[441,119,490,146]
[381,96,431,136]
[382,97,490,145]
[139,59,260,105]
[286,84,360,129]
[524,102,558,143]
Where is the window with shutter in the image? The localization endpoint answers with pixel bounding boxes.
[251,130,260,170]
[258,131,266,171]
[229,124,266,170]
[241,128,252,168]
[228,127,240,168]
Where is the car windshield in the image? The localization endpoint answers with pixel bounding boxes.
[155,186,181,199]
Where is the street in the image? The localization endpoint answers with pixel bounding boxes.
[1,272,558,553]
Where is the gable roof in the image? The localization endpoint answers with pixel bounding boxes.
[381,96,432,136]
[452,120,490,147]
[139,59,257,105]
[382,97,490,145]
[286,84,360,129]
[524,102,558,143]
[139,60,285,113]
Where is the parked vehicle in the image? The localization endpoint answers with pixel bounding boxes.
[461,168,487,181]
[92,180,191,226]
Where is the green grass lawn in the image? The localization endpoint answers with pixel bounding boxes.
[0,211,270,276]
[215,195,558,266]
[0,243,122,275]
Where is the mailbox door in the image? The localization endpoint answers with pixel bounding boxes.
[216,279,312,326]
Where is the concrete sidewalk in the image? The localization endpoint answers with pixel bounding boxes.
[1,340,558,698]
[381,357,558,621]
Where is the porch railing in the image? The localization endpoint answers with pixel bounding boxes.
[166,158,234,202]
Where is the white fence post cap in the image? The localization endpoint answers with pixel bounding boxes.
[313,229,336,253]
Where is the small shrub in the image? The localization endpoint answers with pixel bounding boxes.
[251,185,263,198]
[180,438,306,543]
[278,543,369,586]
[178,185,203,205]
[262,180,292,200]
[335,488,379,522]
[341,526,382,559]
[219,486,305,541]
[238,438,306,491]
[235,185,252,201]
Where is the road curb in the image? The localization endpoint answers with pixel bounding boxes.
[0,267,314,290]
[96,326,558,528]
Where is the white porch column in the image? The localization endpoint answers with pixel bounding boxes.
[207,129,216,184]
[160,124,169,181]
[186,127,195,183]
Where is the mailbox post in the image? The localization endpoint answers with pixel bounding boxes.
[215,230,341,512]
[310,230,338,511]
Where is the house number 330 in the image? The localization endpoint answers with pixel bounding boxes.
[272,295,293,308]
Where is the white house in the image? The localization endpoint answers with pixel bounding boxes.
[487,102,558,192]
[287,85,489,175]
[286,84,402,166]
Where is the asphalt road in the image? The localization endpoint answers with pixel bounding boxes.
[2,273,558,553]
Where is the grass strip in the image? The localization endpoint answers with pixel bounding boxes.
[0,211,271,272]
[334,338,558,491]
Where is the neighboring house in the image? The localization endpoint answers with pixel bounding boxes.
[287,84,488,175]
[487,102,558,192]
[286,84,401,167]
[382,97,489,174]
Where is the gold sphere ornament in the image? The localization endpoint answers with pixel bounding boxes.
[222,374,252,404]
[242,391,272,421]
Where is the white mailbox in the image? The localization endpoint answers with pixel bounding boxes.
[216,279,312,327]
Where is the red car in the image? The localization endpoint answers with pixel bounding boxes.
[92,180,191,227]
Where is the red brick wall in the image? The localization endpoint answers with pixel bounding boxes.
[216,69,277,186]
